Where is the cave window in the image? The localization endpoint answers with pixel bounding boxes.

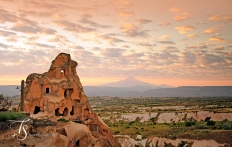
[75,140,80,147]
[46,88,49,94]
[63,107,68,116]
[93,124,98,132]
[61,70,65,76]
[34,106,40,114]
[76,100,80,104]
[70,106,74,116]
[64,89,74,99]
[55,108,60,116]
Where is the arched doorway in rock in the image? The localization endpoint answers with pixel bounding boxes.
[34,106,40,114]
[63,107,68,116]
[61,69,65,77]
[55,108,60,116]
[70,106,74,116]
[64,89,74,99]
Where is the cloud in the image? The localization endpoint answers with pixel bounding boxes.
[113,0,134,6]
[119,23,149,37]
[162,46,179,53]
[81,13,92,18]
[0,8,18,23]
[137,18,153,24]
[214,46,225,50]
[137,42,155,48]
[92,47,101,51]
[204,27,220,34]
[173,15,189,21]
[187,34,196,39]
[48,34,68,42]
[170,7,190,21]
[54,20,95,33]
[196,21,206,24]
[19,9,60,18]
[0,13,58,35]
[148,51,178,66]
[79,18,111,28]
[175,25,195,34]
[98,34,125,44]
[160,35,170,39]
[34,43,56,48]
[101,48,124,57]
[200,53,227,66]
[74,45,85,49]
[0,30,16,37]
[11,21,57,34]
[208,15,232,23]
[179,52,196,65]
[0,42,9,48]
[158,22,171,26]
[186,45,208,49]
[117,10,134,17]
[209,37,226,42]
[157,41,175,44]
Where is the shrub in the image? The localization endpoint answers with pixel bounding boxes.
[125,126,130,129]
[0,112,26,122]
[206,120,216,126]
[185,122,191,127]
[196,125,207,129]
[57,118,69,122]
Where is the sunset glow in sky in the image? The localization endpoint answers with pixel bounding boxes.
[0,0,232,87]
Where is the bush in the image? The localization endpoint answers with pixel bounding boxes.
[206,120,216,126]
[185,121,193,127]
[196,125,207,129]
[0,112,26,122]
[125,126,130,129]
[57,118,69,122]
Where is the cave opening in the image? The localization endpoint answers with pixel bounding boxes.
[34,106,40,114]
[70,106,74,116]
[55,108,60,116]
[63,107,68,116]
[61,70,65,76]
[46,88,49,93]
[75,140,80,147]
[64,89,74,99]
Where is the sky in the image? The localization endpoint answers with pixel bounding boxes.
[0,0,232,87]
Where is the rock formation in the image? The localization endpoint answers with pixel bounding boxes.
[19,53,113,147]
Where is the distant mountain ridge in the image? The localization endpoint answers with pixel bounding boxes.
[100,77,172,88]
[84,86,232,97]
[1,78,232,97]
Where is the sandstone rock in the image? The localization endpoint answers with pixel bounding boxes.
[20,53,113,147]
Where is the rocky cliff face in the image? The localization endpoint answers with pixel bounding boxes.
[19,53,113,147]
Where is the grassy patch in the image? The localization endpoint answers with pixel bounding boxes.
[0,112,26,122]
[57,118,69,122]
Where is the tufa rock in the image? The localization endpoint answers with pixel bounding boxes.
[19,53,113,147]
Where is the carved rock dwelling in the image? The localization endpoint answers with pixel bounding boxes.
[19,53,113,147]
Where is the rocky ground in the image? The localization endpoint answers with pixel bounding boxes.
[177,130,232,147]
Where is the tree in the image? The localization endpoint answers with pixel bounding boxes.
[207,120,216,126]
[185,122,192,127]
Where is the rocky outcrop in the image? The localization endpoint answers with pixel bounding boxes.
[19,53,113,147]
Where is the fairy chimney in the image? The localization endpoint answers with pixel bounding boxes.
[21,53,113,147]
